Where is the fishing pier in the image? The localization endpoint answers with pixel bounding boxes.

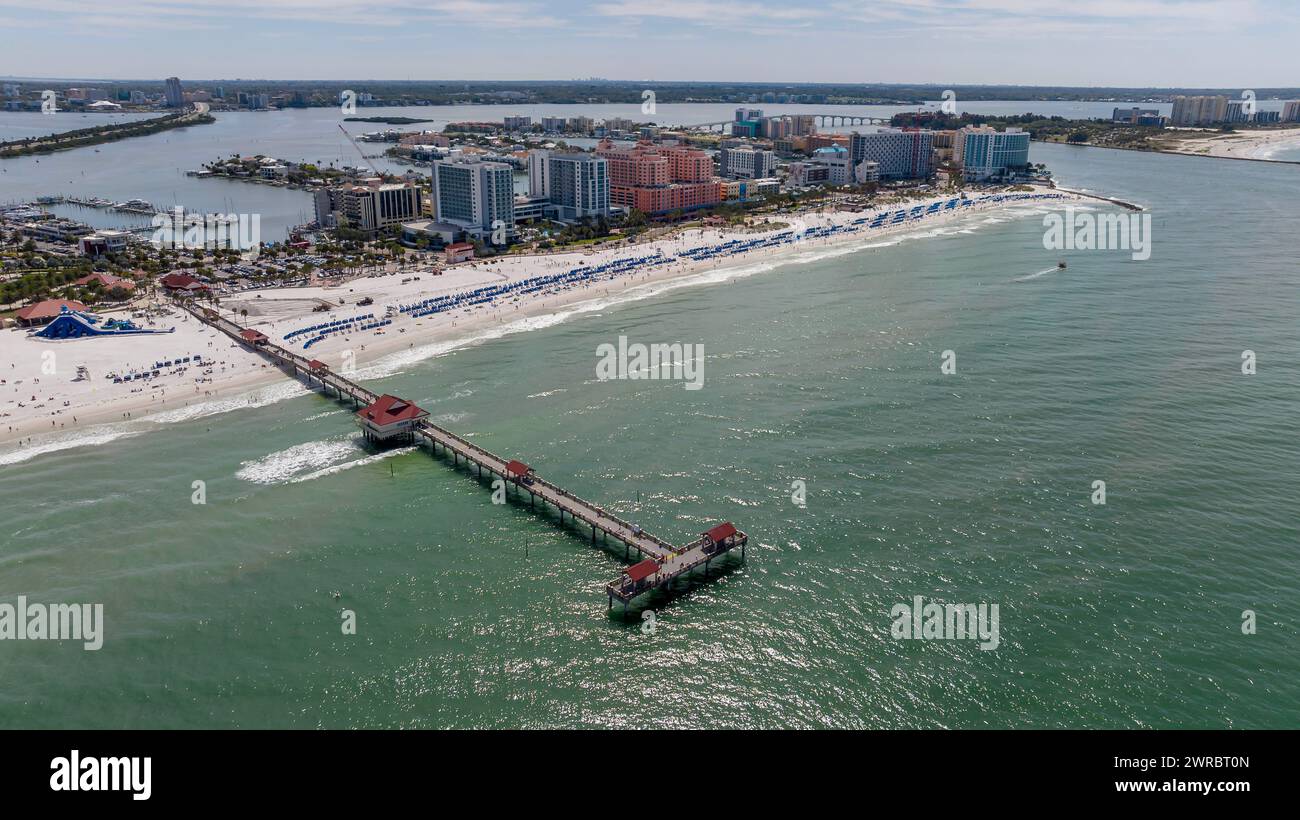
[187,304,747,614]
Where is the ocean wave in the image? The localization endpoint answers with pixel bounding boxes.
[145,380,309,425]
[0,426,144,467]
[236,435,365,484]
[289,447,416,484]
[351,217,1010,381]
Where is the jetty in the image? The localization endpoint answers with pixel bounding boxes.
[184,303,748,615]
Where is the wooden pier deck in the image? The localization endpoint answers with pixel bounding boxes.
[187,304,747,614]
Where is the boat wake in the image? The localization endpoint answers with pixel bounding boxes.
[289,447,415,484]
[236,434,417,485]
[237,434,415,485]
[1013,267,1064,282]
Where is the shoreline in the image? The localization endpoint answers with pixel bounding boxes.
[1036,126,1300,166]
[0,186,1082,463]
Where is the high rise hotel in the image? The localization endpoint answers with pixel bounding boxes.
[594,140,721,214]
[430,154,516,240]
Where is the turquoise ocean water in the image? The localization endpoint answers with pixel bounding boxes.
[1,141,1297,728]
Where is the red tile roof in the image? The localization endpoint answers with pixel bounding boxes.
[15,299,87,322]
[626,559,660,583]
[239,329,268,343]
[357,394,428,425]
[160,273,208,290]
[704,522,737,544]
[506,460,532,477]
[74,272,135,290]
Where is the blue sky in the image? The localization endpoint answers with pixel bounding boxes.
[0,0,1296,86]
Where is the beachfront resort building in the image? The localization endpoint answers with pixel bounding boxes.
[812,145,854,185]
[314,182,423,236]
[849,129,935,180]
[954,126,1031,181]
[1170,95,1229,126]
[719,146,777,179]
[527,150,611,220]
[430,154,516,241]
[594,140,721,214]
[345,184,422,236]
[787,162,830,187]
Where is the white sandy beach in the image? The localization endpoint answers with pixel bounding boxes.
[0,186,1081,463]
[1162,125,1300,160]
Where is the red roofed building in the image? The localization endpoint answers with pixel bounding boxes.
[73,272,136,293]
[445,242,475,264]
[702,522,738,550]
[160,272,210,294]
[505,459,534,485]
[355,393,429,443]
[625,558,660,583]
[15,299,88,328]
[594,139,722,214]
[239,329,268,345]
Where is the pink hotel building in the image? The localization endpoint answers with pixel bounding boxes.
[594,140,722,214]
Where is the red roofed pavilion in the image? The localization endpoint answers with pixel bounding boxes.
[355,394,429,443]
[703,522,737,550]
[625,558,660,583]
[15,299,87,328]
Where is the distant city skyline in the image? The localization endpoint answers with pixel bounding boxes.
[0,0,1296,86]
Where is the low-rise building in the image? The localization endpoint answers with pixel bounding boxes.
[1112,107,1163,125]
[15,299,88,328]
[77,230,131,257]
[445,242,475,263]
